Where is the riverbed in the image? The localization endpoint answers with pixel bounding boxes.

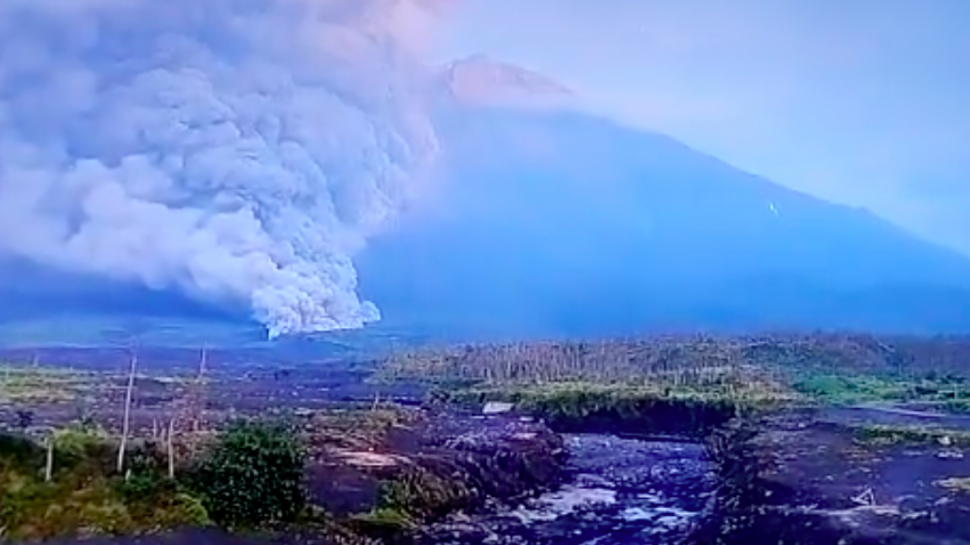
[418,433,715,545]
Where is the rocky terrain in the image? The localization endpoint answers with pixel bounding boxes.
[694,406,970,544]
[6,333,970,544]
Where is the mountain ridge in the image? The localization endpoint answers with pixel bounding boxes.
[355,102,970,338]
[435,54,577,109]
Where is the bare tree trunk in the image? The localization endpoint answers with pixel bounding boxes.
[198,346,208,378]
[193,347,207,433]
[117,352,138,475]
[45,436,54,482]
[167,418,175,479]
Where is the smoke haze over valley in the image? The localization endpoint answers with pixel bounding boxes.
[1,0,969,344]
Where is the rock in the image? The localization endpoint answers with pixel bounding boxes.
[936,450,964,460]
[380,412,565,522]
[483,402,514,415]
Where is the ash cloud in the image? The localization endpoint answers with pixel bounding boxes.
[0,0,446,338]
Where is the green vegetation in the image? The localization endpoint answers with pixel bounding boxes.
[0,415,314,541]
[0,407,438,544]
[351,505,417,531]
[445,375,797,407]
[393,341,803,435]
[381,335,970,411]
[190,418,307,529]
[51,420,111,458]
[0,364,96,404]
[793,372,970,405]
[344,465,484,540]
[377,339,771,385]
[380,467,475,519]
[310,407,419,451]
[434,377,795,435]
[853,423,970,447]
[5,334,970,543]
[0,427,208,541]
[347,484,423,538]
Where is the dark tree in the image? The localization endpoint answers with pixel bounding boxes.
[192,418,306,528]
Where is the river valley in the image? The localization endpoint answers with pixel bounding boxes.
[419,433,714,545]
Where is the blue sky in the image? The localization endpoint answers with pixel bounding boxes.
[439,0,970,255]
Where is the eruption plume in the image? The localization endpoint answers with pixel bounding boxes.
[0,0,445,337]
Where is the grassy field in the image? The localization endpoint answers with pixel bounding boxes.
[0,363,98,404]
[792,372,970,405]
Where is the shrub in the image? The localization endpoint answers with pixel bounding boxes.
[114,447,175,515]
[2,429,212,540]
[0,432,44,473]
[191,418,307,529]
[52,424,110,460]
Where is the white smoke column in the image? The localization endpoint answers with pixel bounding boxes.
[0,0,444,337]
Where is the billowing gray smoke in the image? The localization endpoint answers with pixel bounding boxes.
[0,0,445,337]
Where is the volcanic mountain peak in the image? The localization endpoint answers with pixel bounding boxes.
[438,54,576,108]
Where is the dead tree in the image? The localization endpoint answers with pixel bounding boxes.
[117,352,138,475]
[166,418,175,479]
[190,347,208,433]
[45,434,54,482]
